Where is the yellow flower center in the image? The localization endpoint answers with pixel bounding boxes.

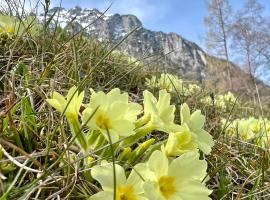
[6,26,14,34]
[252,126,260,134]
[176,130,192,145]
[241,132,248,140]
[116,185,137,200]
[158,176,176,199]
[96,115,113,130]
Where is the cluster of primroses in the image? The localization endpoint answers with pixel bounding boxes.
[201,92,237,111]
[0,15,20,35]
[145,73,238,112]
[46,86,214,200]
[0,14,39,36]
[146,73,201,96]
[222,117,270,148]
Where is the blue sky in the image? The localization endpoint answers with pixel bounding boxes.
[50,0,270,48]
[0,0,268,48]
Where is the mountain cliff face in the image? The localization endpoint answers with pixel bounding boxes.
[42,7,207,83]
[41,7,270,95]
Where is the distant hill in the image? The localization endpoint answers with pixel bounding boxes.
[206,56,270,98]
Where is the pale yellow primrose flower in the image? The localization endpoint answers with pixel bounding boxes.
[158,73,183,93]
[145,75,158,89]
[46,86,84,120]
[257,134,270,148]
[223,91,236,103]
[188,83,201,93]
[248,117,262,135]
[202,92,237,111]
[46,86,88,151]
[223,117,266,141]
[200,96,214,106]
[6,26,14,34]
[90,161,147,200]
[138,90,179,133]
[165,124,198,156]
[82,88,142,143]
[233,119,254,140]
[135,150,212,200]
[223,117,270,148]
[179,103,214,155]
[0,15,39,35]
[182,83,201,96]
[146,73,183,93]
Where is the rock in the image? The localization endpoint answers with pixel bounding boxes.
[41,7,208,83]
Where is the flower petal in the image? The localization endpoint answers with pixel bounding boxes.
[194,129,214,155]
[189,110,205,131]
[107,88,128,103]
[82,107,97,128]
[52,91,66,104]
[107,102,128,120]
[143,180,164,200]
[177,180,212,200]
[89,191,113,200]
[180,103,191,125]
[111,120,135,137]
[101,128,120,143]
[90,91,108,110]
[91,162,127,192]
[66,86,77,100]
[46,99,63,113]
[126,166,145,194]
[125,103,142,122]
[143,90,158,115]
[148,150,168,178]
[168,152,208,183]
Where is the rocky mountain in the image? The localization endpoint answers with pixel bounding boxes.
[41,7,207,83]
[40,6,270,95]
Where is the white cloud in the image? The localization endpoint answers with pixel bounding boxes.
[0,0,169,23]
[50,0,169,22]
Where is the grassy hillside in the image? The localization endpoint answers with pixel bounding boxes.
[1,14,270,200]
[206,55,270,96]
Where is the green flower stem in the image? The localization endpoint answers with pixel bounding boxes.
[134,115,150,129]
[68,116,88,153]
[128,138,155,164]
[105,128,116,200]
[87,131,106,150]
[118,147,132,161]
[83,156,94,180]
[100,143,119,158]
[94,135,107,150]
[122,124,154,146]
[87,130,100,146]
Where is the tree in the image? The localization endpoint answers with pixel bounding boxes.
[231,0,266,85]
[257,19,270,67]
[204,0,233,90]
